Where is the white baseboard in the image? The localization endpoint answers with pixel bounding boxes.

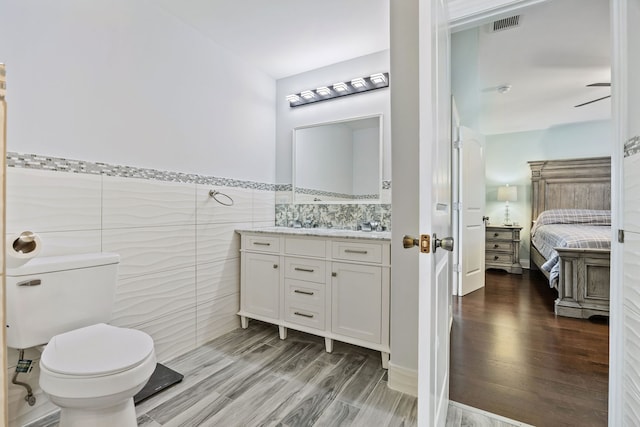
[387,362,418,396]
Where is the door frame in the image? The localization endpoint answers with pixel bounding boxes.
[445,0,622,425]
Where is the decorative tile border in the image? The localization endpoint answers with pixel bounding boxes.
[294,187,378,201]
[625,136,640,158]
[6,152,277,191]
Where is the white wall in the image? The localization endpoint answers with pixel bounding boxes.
[485,119,612,264]
[276,51,391,185]
[451,28,481,130]
[0,0,276,183]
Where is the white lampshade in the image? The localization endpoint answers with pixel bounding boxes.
[497,185,517,202]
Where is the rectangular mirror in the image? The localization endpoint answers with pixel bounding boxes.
[293,114,382,204]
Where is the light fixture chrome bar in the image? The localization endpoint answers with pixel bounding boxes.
[286,72,389,108]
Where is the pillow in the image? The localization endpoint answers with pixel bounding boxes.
[534,209,611,226]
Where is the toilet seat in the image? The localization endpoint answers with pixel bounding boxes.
[41,323,154,377]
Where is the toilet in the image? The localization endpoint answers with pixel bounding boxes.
[6,252,156,427]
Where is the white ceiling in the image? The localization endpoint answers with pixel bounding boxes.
[155,0,611,135]
[475,0,611,134]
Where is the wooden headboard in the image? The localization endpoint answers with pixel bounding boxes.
[528,156,611,221]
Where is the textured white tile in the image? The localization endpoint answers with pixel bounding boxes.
[111,267,196,328]
[196,258,240,304]
[137,308,197,363]
[196,222,247,264]
[102,225,196,279]
[625,154,640,233]
[624,305,640,426]
[196,293,240,347]
[624,232,640,314]
[6,168,102,233]
[253,221,276,229]
[7,230,102,258]
[196,185,253,224]
[102,176,196,229]
[253,189,275,223]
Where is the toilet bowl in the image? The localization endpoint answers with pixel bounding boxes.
[39,323,156,427]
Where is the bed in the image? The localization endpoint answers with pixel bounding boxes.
[528,157,611,319]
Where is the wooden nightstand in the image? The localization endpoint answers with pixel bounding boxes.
[485,225,523,274]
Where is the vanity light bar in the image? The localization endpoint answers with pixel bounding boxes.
[286,72,389,108]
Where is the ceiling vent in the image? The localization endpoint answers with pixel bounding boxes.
[492,15,520,32]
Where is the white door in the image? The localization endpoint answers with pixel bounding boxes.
[457,127,486,296]
[617,0,640,423]
[418,0,452,425]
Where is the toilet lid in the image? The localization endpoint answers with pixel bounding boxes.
[41,323,154,376]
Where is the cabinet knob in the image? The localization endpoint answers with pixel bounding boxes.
[332,272,337,277]
[494,255,499,260]
[273,264,278,269]
[494,233,499,237]
[494,244,499,248]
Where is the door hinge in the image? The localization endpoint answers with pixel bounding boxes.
[453,202,462,211]
[453,139,462,149]
[453,264,461,273]
[619,229,625,243]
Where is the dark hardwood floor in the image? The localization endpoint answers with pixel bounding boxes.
[450,269,609,427]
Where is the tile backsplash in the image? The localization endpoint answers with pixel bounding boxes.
[275,202,391,231]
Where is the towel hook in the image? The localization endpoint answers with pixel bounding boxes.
[209,190,234,206]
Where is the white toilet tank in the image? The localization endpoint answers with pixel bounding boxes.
[6,252,120,349]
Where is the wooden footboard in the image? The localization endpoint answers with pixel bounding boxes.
[554,248,610,319]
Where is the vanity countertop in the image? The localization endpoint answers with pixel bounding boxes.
[236,226,391,241]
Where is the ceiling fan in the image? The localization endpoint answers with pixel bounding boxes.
[574,83,611,107]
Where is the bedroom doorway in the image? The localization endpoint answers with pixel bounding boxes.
[449,0,612,424]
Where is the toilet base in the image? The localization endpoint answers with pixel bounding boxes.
[59,397,137,427]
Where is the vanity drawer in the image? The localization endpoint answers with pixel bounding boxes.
[285,279,325,307]
[244,235,280,253]
[284,257,325,283]
[485,241,514,252]
[487,230,513,241]
[284,303,325,330]
[285,237,326,258]
[332,241,383,264]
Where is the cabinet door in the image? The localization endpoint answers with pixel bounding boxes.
[331,262,382,344]
[242,252,280,320]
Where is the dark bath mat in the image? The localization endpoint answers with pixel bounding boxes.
[134,363,183,405]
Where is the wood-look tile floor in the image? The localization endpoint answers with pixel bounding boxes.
[27,320,524,427]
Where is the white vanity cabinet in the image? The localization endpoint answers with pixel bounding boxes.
[237,229,391,367]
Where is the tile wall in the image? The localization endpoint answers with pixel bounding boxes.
[274,181,392,230]
[5,153,275,426]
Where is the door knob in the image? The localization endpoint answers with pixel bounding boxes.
[403,235,419,248]
[433,233,454,252]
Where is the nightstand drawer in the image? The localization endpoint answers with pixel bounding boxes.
[486,252,513,264]
[487,230,513,240]
[485,241,514,252]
